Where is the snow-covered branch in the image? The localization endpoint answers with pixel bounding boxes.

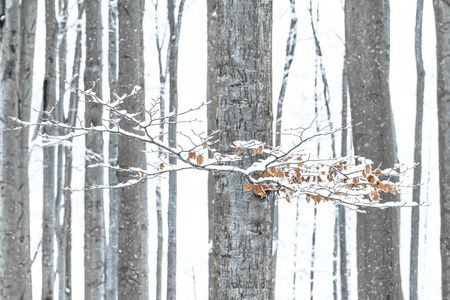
[11,84,418,212]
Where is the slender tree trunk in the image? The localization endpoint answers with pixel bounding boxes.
[410,0,425,299]
[206,1,216,298]
[64,3,84,299]
[339,62,349,300]
[212,1,274,298]
[56,1,68,299]
[0,0,33,298]
[273,3,297,298]
[153,1,167,299]
[106,0,118,299]
[117,1,145,298]
[167,1,185,298]
[84,1,106,299]
[292,199,300,300]
[42,1,58,299]
[434,1,450,298]
[345,0,403,299]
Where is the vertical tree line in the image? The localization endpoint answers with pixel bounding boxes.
[0,0,446,299]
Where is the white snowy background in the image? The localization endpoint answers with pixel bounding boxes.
[27,0,440,299]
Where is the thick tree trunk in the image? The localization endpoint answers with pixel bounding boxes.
[84,1,106,299]
[434,1,450,298]
[42,1,58,299]
[0,0,34,298]
[345,1,403,299]
[117,1,145,298]
[206,1,216,298]
[18,0,37,298]
[410,0,425,299]
[106,0,118,299]
[212,1,274,299]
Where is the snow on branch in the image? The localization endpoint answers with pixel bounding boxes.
[11,83,420,212]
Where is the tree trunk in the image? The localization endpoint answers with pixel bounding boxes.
[212,1,274,299]
[410,0,425,299]
[42,1,58,299]
[0,0,34,298]
[64,3,84,299]
[56,1,68,299]
[345,0,403,299]
[434,1,450,298]
[339,62,349,300]
[153,1,167,299]
[84,1,106,299]
[206,1,216,298]
[18,0,37,298]
[117,1,145,298]
[167,1,185,298]
[106,0,118,299]
[137,1,148,298]
[273,3,297,298]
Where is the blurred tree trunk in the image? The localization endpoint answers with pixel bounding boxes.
[206,0,216,298]
[56,1,68,299]
[42,1,58,299]
[84,0,106,299]
[106,0,118,299]
[339,62,349,300]
[410,0,425,299]
[117,1,145,298]
[152,1,167,299]
[167,1,185,298]
[63,3,84,300]
[0,0,35,298]
[434,1,450,298]
[273,2,297,298]
[345,0,403,299]
[212,1,274,298]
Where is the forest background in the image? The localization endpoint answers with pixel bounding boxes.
[0,0,444,299]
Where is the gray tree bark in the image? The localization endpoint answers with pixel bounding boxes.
[345,0,403,299]
[434,1,450,298]
[212,1,274,299]
[117,1,145,298]
[64,3,84,300]
[18,0,37,298]
[56,1,68,299]
[410,0,425,299]
[167,1,185,298]
[84,1,106,299]
[106,0,118,299]
[42,1,58,299]
[339,63,349,300]
[152,1,166,299]
[206,1,216,298]
[0,0,35,298]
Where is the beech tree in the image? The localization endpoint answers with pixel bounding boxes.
[434,1,450,298]
[345,0,403,298]
[0,0,36,298]
[84,0,106,298]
